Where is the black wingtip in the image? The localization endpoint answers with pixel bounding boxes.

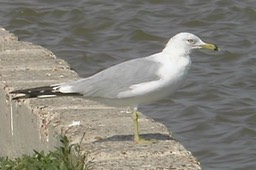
[11,94,29,100]
[10,85,83,100]
[10,85,58,100]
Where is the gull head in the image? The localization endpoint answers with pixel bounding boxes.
[163,32,219,55]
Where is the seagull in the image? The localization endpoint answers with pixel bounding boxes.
[10,32,219,143]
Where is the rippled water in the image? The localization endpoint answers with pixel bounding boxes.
[1,1,256,169]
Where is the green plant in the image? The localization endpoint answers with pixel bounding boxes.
[0,135,87,170]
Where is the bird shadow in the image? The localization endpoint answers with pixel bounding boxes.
[93,133,175,143]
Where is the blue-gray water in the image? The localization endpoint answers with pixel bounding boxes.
[2,1,256,169]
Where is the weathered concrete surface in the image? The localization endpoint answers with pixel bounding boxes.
[0,27,201,169]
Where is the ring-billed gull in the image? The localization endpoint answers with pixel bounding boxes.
[10,32,219,143]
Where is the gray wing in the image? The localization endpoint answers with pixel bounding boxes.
[68,56,161,98]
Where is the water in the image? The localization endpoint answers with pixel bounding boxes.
[1,1,256,169]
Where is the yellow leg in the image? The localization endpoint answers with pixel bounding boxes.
[133,110,140,142]
[133,110,157,144]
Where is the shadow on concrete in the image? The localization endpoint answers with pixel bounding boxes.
[93,133,174,143]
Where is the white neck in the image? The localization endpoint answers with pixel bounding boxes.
[162,45,191,59]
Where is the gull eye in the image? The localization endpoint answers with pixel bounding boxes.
[187,39,195,43]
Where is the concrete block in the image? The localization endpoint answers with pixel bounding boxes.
[0,27,201,169]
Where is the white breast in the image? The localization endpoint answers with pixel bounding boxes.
[116,53,191,106]
[148,54,191,98]
[158,54,191,89]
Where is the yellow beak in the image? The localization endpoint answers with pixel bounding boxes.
[201,43,219,51]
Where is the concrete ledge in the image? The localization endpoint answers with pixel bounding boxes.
[0,27,201,169]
